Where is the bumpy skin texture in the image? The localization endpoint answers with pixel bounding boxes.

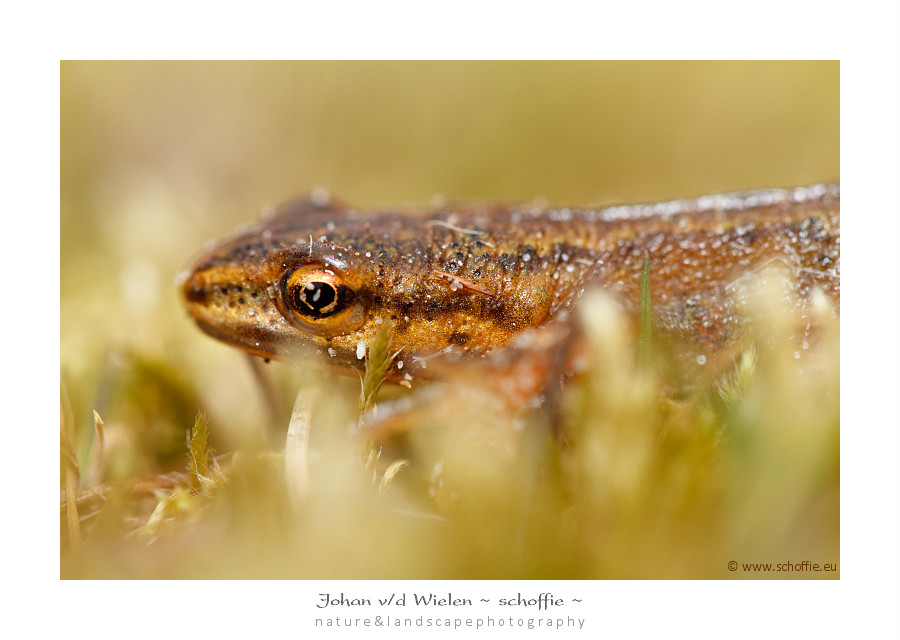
[180,183,840,381]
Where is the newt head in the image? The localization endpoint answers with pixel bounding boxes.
[179,197,397,375]
[178,195,548,380]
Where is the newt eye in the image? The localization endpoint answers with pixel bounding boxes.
[298,280,338,314]
[278,263,365,335]
[283,264,354,319]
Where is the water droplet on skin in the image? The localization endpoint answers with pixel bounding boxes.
[356,341,366,360]
[696,355,707,365]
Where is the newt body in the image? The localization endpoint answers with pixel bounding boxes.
[180,183,840,381]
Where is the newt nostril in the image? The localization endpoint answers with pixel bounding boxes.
[182,271,210,305]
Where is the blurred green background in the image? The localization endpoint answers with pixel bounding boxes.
[60,61,838,483]
[60,61,839,578]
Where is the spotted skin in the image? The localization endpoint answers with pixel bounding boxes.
[179,184,839,382]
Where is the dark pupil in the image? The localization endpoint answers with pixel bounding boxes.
[297,281,337,315]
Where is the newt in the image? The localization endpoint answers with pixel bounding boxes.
[179,183,840,387]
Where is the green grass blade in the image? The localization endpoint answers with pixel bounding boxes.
[637,256,653,370]
[188,412,210,491]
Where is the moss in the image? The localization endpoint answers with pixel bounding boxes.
[61,283,839,579]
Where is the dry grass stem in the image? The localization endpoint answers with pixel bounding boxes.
[285,387,319,510]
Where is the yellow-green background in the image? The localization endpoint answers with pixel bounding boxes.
[61,60,838,418]
[60,62,839,577]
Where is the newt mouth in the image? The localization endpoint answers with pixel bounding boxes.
[179,261,285,356]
